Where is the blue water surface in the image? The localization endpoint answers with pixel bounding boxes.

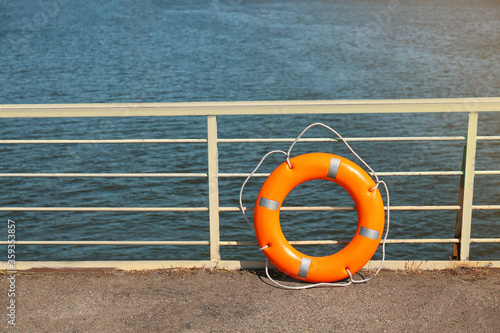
[0,0,499,262]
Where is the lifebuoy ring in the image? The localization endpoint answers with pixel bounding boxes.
[254,152,385,283]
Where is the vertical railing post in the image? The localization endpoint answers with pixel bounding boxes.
[453,146,467,260]
[207,115,221,265]
[457,112,478,261]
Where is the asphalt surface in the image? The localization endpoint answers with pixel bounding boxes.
[1,267,499,332]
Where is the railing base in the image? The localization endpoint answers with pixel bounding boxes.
[2,260,499,271]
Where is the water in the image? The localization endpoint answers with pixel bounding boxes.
[0,0,499,262]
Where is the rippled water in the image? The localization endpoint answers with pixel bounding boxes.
[0,0,499,261]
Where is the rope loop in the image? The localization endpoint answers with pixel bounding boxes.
[346,268,353,280]
[239,150,287,230]
[287,122,380,184]
[263,259,353,290]
[369,181,381,192]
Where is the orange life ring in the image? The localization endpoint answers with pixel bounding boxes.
[254,152,385,283]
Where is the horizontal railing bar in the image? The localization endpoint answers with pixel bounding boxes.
[221,238,499,246]
[218,136,467,143]
[0,139,207,144]
[223,206,461,212]
[477,136,500,141]
[474,171,500,175]
[220,239,463,246]
[0,241,209,245]
[472,205,500,210]
[1,136,496,145]
[1,98,500,117]
[219,173,271,177]
[223,206,345,212]
[3,238,497,246]
[2,205,497,212]
[2,136,496,145]
[2,171,497,178]
[0,207,208,212]
[2,260,499,271]
[221,171,498,177]
[220,171,465,177]
[224,205,500,212]
[470,238,500,243]
[0,173,207,178]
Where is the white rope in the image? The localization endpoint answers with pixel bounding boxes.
[263,259,353,289]
[239,150,287,230]
[351,180,390,283]
[239,123,391,289]
[287,122,379,183]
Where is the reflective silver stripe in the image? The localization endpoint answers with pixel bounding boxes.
[327,158,341,179]
[359,226,380,240]
[298,257,312,279]
[259,197,280,211]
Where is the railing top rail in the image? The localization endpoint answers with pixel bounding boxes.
[1,97,500,118]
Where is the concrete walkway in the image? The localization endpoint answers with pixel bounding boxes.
[1,267,499,332]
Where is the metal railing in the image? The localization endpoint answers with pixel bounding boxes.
[1,98,499,271]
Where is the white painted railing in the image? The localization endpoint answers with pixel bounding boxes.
[1,98,499,271]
